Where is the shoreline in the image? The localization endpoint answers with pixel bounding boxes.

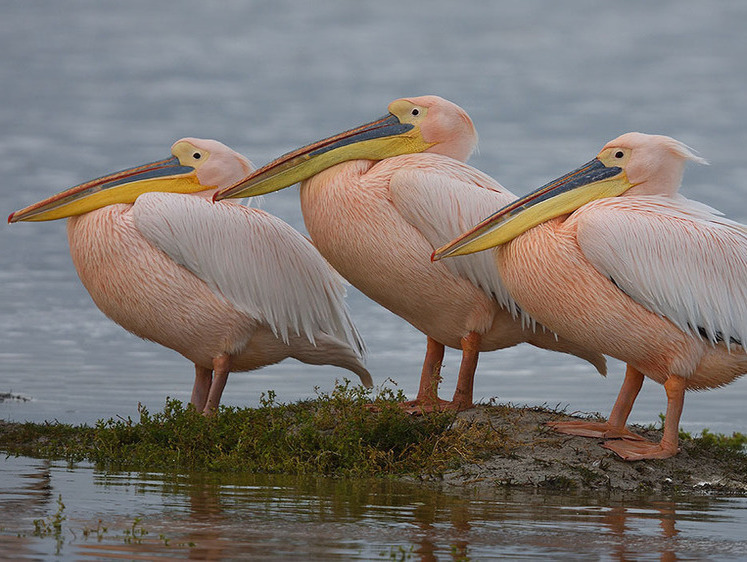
[1,399,745,496]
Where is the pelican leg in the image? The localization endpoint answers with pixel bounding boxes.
[603,375,685,460]
[191,365,212,412]
[548,364,646,440]
[400,337,448,414]
[203,354,232,416]
[448,331,480,411]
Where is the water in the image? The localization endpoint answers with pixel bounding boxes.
[2,456,747,560]
[1,1,746,559]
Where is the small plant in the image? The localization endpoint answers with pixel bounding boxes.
[32,494,67,554]
[695,429,747,450]
[122,517,148,544]
[383,544,414,561]
[81,519,108,541]
[688,429,747,468]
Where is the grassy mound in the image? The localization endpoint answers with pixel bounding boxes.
[0,382,508,477]
[2,383,745,492]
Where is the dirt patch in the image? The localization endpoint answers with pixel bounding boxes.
[431,405,747,495]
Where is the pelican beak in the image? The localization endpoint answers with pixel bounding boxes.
[214,110,433,200]
[433,158,631,259]
[8,156,199,223]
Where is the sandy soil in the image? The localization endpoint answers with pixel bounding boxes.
[431,405,747,495]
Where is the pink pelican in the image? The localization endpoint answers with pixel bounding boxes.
[214,96,606,412]
[8,138,372,414]
[434,132,747,459]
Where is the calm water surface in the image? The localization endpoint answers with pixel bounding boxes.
[2,455,747,561]
[1,1,746,559]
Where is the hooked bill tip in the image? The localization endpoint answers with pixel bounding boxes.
[7,212,16,224]
[212,186,232,202]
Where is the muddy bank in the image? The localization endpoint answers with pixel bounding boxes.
[432,405,747,495]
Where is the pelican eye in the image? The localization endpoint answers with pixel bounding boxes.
[411,108,420,116]
[193,152,202,159]
[614,150,624,159]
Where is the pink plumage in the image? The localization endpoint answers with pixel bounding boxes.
[216,96,607,412]
[10,138,372,414]
[484,132,746,459]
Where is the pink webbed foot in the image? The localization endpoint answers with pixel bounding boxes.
[399,398,453,415]
[602,438,680,461]
[547,420,645,441]
[444,398,474,413]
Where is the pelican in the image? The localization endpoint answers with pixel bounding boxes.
[434,132,747,459]
[214,96,606,412]
[8,138,372,414]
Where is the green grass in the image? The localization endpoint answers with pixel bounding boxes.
[685,428,747,468]
[0,381,506,477]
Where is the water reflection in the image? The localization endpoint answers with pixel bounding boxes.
[2,456,745,560]
[607,503,677,561]
[0,458,54,560]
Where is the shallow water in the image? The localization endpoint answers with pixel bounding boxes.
[2,455,747,561]
[1,0,746,559]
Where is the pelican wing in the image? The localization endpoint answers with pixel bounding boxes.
[388,163,520,315]
[132,192,365,354]
[577,194,747,347]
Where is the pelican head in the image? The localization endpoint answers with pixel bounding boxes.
[8,138,252,223]
[214,95,477,200]
[433,132,708,259]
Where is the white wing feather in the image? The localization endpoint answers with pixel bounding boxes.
[132,192,365,355]
[388,164,522,317]
[577,194,747,348]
